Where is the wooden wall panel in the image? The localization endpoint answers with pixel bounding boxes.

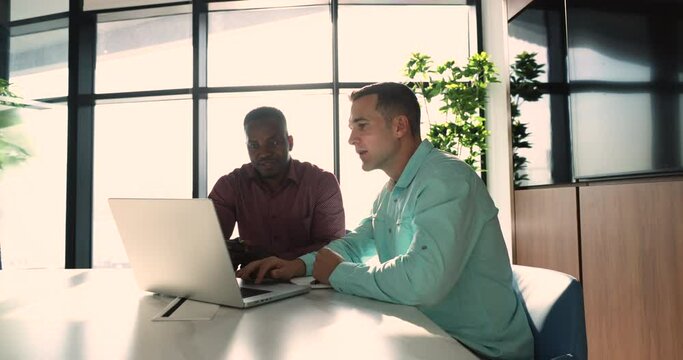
[580,180,683,360]
[514,187,581,280]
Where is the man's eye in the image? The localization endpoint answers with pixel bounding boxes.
[247,142,259,150]
[269,139,280,147]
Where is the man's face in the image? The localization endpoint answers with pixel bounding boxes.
[347,94,398,173]
[245,118,293,179]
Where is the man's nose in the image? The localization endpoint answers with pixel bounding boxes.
[254,145,273,158]
[348,130,357,145]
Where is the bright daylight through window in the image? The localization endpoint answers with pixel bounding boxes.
[0,1,475,269]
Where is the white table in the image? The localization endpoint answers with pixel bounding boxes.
[0,269,478,359]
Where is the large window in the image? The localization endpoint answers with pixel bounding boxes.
[92,100,193,267]
[337,4,474,226]
[338,4,472,83]
[96,14,192,93]
[208,3,475,229]
[91,12,194,267]
[208,5,331,86]
[1,25,69,269]
[4,0,477,268]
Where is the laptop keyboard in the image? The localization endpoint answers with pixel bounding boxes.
[240,287,270,298]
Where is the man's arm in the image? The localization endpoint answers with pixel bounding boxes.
[238,187,380,280]
[238,209,379,281]
[326,178,488,306]
[299,215,377,276]
[208,175,238,240]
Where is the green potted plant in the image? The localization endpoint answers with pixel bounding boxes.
[404,52,499,171]
[509,51,545,187]
[0,78,30,172]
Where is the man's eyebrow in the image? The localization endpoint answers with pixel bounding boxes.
[247,133,281,141]
[349,117,367,129]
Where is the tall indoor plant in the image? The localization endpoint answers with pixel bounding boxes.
[404,52,499,171]
[510,51,544,187]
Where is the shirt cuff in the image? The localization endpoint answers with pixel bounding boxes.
[329,261,356,293]
[298,252,316,276]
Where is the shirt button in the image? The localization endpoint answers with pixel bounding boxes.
[394,199,398,202]
[388,229,392,233]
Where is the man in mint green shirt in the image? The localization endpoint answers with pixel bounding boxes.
[238,82,533,359]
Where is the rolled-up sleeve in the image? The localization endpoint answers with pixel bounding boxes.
[300,215,376,276]
[328,178,481,306]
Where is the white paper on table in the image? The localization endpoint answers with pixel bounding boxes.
[290,276,333,289]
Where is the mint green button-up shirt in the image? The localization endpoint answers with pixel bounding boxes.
[300,140,533,359]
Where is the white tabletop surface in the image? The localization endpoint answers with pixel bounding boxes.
[0,269,478,360]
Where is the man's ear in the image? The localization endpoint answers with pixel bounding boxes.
[392,115,410,138]
[288,134,294,151]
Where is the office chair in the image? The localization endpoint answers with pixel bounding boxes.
[512,265,588,360]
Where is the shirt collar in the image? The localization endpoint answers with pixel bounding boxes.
[395,139,434,189]
[246,159,300,185]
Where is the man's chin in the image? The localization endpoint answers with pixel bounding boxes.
[361,162,375,172]
[256,169,279,179]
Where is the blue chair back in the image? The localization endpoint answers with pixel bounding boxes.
[512,265,588,360]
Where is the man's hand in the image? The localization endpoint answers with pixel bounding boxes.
[236,256,305,284]
[312,247,344,285]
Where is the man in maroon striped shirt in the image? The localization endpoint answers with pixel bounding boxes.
[209,107,346,268]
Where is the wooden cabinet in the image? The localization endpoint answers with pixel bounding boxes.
[513,179,683,359]
[513,187,581,280]
[580,180,683,359]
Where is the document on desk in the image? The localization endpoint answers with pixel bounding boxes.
[152,297,220,321]
[290,276,332,289]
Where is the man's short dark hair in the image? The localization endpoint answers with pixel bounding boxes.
[350,82,421,138]
[243,106,288,134]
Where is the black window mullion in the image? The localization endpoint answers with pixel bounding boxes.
[474,0,486,184]
[193,0,208,198]
[65,0,96,268]
[0,0,8,270]
[331,0,340,181]
[0,0,9,79]
[548,0,572,184]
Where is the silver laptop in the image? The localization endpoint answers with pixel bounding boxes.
[108,198,310,308]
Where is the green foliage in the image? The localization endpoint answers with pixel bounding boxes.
[510,52,545,187]
[0,78,22,100]
[0,79,30,171]
[405,52,499,170]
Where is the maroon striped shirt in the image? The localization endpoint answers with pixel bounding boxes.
[208,159,346,260]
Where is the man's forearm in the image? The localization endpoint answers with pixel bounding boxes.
[294,258,306,277]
